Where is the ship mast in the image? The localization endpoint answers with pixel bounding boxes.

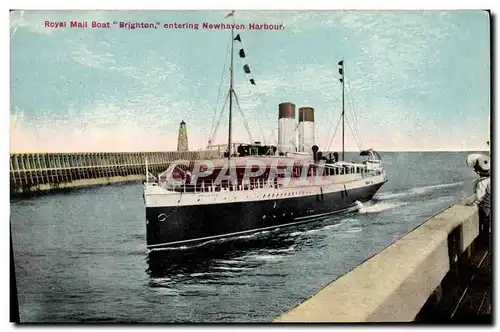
[338,59,345,161]
[227,23,235,160]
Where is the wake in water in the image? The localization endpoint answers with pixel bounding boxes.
[355,200,406,214]
[288,219,346,237]
[374,181,464,201]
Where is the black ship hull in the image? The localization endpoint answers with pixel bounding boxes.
[145,181,386,249]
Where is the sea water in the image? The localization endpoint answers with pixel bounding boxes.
[10,151,481,322]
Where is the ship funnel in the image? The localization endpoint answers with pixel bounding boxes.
[278,102,296,155]
[298,107,315,152]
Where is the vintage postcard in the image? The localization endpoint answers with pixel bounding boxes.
[9,9,491,323]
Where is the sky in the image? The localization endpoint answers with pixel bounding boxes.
[9,10,490,152]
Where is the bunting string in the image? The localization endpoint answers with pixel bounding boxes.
[234,34,257,86]
[209,12,267,147]
[232,32,269,145]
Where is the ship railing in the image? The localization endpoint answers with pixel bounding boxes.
[160,178,283,193]
[158,172,379,194]
[362,169,383,177]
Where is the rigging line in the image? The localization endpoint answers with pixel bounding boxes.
[232,90,255,143]
[342,103,360,150]
[326,114,342,153]
[343,89,361,150]
[251,81,276,145]
[347,86,360,143]
[208,42,231,145]
[346,84,362,145]
[241,65,267,145]
[211,90,229,143]
[322,74,345,151]
[345,111,362,150]
[323,84,344,151]
[209,91,230,146]
[253,84,274,145]
[208,91,229,147]
[345,97,362,147]
[326,113,343,152]
[322,103,341,152]
[242,79,268,145]
[350,90,360,136]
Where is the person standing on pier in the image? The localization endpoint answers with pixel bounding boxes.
[466,153,491,247]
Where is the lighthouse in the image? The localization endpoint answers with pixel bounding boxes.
[177,120,189,152]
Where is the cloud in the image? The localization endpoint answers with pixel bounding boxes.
[10,10,488,153]
[10,10,53,36]
[335,11,453,92]
[230,63,341,145]
[10,10,24,38]
[59,39,210,135]
[69,42,116,68]
[68,40,181,86]
[10,88,487,154]
[10,113,214,153]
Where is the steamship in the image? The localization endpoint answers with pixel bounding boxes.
[143,20,387,250]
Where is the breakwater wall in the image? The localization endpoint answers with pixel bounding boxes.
[275,197,484,322]
[10,150,219,195]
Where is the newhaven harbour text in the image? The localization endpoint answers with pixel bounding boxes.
[44,21,285,31]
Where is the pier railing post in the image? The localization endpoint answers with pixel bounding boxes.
[133,152,137,175]
[112,153,117,177]
[29,154,35,185]
[68,154,74,182]
[10,155,16,186]
[98,152,104,179]
[76,154,82,180]
[126,153,132,176]
[13,155,19,186]
[36,153,42,186]
[87,153,92,179]
[82,153,87,179]
[59,154,66,183]
[41,154,47,184]
[85,153,90,179]
[105,153,111,178]
[92,153,97,179]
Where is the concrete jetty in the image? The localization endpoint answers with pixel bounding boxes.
[275,197,491,322]
[9,150,218,196]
